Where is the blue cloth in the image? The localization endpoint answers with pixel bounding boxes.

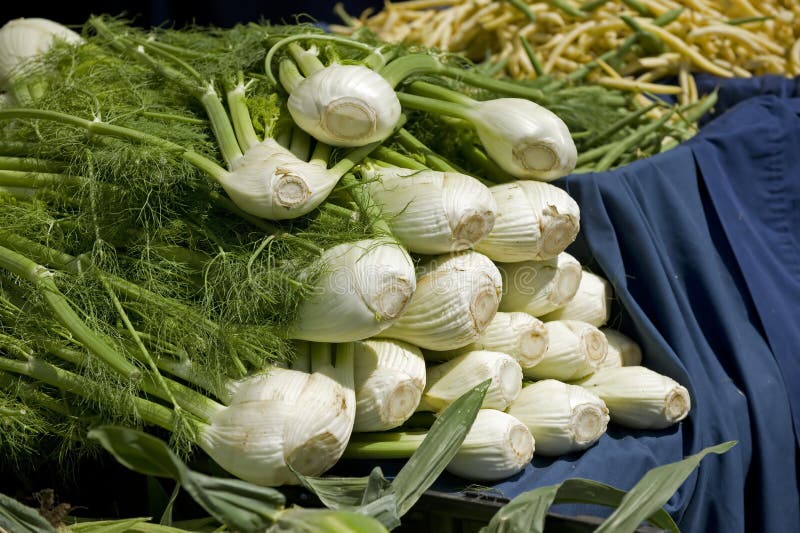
[341,78,800,531]
[486,79,800,531]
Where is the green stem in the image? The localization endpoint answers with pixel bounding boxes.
[141,111,207,125]
[595,110,675,171]
[0,169,84,189]
[459,145,515,184]
[380,54,548,102]
[0,157,64,173]
[0,231,252,374]
[583,102,659,148]
[397,93,473,122]
[265,33,375,84]
[288,43,326,76]
[0,356,176,431]
[310,342,332,371]
[226,80,261,152]
[0,141,38,156]
[310,142,332,167]
[328,132,399,178]
[0,244,140,381]
[371,147,428,171]
[575,141,617,166]
[278,60,305,94]
[343,431,426,459]
[406,81,476,107]
[200,87,244,166]
[47,343,222,422]
[395,129,459,172]
[290,127,312,161]
[0,371,72,417]
[333,342,354,389]
[0,108,229,183]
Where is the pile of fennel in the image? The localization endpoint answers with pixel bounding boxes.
[0,16,691,490]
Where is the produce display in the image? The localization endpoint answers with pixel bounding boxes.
[0,11,698,523]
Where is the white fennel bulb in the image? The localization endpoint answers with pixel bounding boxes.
[224,138,343,220]
[0,18,82,88]
[576,366,691,429]
[542,271,613,327]
[427,312,548,369]
[475,181,580,262]
[524,320,607,381]
[466,98,577,181]
[601,328,643,367]
[292,239,416,342]
[360,164,496,254]
[507,380,608,456]
[420,350,522,412]
[288,64,401,147]
[446,409,534,481]
[353,339,426,431]
[198,396,300,486]
[283,344,356,476]
[201,344,356,486]
[499,253,582,317]
[379,250,502,350]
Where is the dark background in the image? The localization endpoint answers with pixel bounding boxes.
[1,1,377,28]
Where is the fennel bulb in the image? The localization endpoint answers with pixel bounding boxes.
[353,339,426,431]
[524,320,607,381]
[344,409,533,482]
[0,18,82,89]
[202,344,356,486]
[288,64,401,147]
[292,239,416,342]
[420,350,522,412]
[601,329,643,367]
[446,409,534,481]
[223,138,345,220]
[498,253,582,317]
[507,380,609,456]
[360,163,497,254]
[576,366,691,429]
[427,311,548,369]
[475,182,580,262]
[379,250,502,350]
[542,271,613,327]
[466,98,577,181]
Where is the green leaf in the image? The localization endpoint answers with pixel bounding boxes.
[482,479,678,533]
[160,483,181,526]
[292,472,373,509]
[69,517,152,532]
[483,483,560,533]
[291,467,400,529]
[267,509,390,533]
[356,495,400,530]
[88,426,286,533]
[596,441,737,532]
[0,492,56,533]
[390,379,490,516]
[361,467,392,505]
[483,442,736,533]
